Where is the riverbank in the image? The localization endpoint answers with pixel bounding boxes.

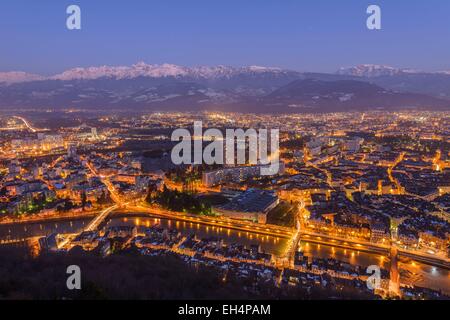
[0,211,100,226]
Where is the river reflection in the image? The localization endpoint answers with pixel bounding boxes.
[399,261,450,295]
[298,241,389,269]
[0,219,88,240]
[107,217,288,256]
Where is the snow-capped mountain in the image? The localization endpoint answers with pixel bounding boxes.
[336,64,418,78]
[0,62,449,112]
[1,63,448,83]
[0,71,44,84]
[52,63,190,81]
[0,63,291,83]
[50,63,289,81]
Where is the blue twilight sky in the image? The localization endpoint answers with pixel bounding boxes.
[0,0,449,75]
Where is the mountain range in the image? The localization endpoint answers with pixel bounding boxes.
[1,63,449,113]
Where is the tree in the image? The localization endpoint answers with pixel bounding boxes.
[81,192,87,209]
[98,190,110,205]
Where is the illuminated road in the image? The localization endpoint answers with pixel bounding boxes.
[301,232,390,255]
[12,116,38,132]
[83,157,125,204]
[307,160,334,188]
[57,233,76,249]
[127,204,293,239]
[57,204,119,249]
[280,199,304,266]
[387,152,405,194]
[84,205,118,232]
[300,230,449,269]
[389,247,401,296]
[164,179,221,193]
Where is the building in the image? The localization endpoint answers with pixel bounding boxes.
[215,189,279,224]
[309,146,322,157]
[202,162,285,187]
[131,160,142,170]
[12,134,64,153]
[105,226,138,239]
[344,138,364,153]
[419,232,448,252]
[370,223,390,244]
[68,145,77,158]
[74,126,99,141]
[38,233,61,251]
[293,150,305,163]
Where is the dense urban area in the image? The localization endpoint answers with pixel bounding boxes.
[0,110,448,300]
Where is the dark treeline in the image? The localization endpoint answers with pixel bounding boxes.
[148,186,213,216]
[0,246,375,300]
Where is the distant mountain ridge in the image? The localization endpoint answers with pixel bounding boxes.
[2,63,449,83]
[0,63,449,112]
[258,79,450,112]
[0,62,297,83]
[336,64,420,78]
[0,71,45,84]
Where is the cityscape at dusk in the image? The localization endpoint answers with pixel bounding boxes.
[0,0,449,312]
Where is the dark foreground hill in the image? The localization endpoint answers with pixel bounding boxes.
[0,246,373,300]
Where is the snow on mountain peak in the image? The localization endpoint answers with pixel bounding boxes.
[51,63,189,81]
[130,63,189,78]
[246,65,282,72]
[46,63,289,81]
[0,71,44,84]
[2,63,435,84]
[336,64,409,77]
